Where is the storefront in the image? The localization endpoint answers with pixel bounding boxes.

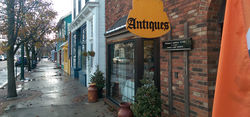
[105,16,160,104]
[105,0,225,116]
[70,0,105,87]
[62,42,71,75]
[71,24,87,86]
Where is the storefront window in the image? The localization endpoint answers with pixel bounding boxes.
[78,44,82,69]
[144,40,155,79]
[109,41,135,103]
[82,28,87,72]
[73,34,77,69]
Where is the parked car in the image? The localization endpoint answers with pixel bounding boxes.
[0,55,4,61]
[113,57,130,64]
[3,54,7,60]
[41,56,48,58]
[15,57,28,66]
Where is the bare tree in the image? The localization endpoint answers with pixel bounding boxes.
[1,0,56,97]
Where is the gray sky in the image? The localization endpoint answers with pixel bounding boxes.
[47,0,72,39]
[247,28,250,50]
[51,0,72,22]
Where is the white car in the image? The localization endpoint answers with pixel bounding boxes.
[113,57,130,64]
[0,55,4,61]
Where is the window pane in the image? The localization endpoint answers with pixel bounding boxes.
[110,41,135,103]
[144,40,154,79]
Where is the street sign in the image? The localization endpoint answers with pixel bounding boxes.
[162,38,192,51]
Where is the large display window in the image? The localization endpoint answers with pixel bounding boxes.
[109,41,135,103]
[107,39,160,104]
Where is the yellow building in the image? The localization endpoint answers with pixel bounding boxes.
[62,42,70,75]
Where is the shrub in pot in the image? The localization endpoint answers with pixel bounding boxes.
[82,51,88,56]
[88,51,95,57]
[90,66,105,98]
[131,77,161,117]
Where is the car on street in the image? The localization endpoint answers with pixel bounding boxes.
[3,54,7,60]
[113,57,130,64]
[41,56,48,58]
[15,57,28,66]
[0,55,5,61]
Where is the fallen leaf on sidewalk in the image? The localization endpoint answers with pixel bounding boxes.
[72,95,86,103]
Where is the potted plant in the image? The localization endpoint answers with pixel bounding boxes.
[131,77,161,117]
[90,66,105,98]
[88,51,95,57]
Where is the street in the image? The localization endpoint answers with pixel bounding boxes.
[0,61,21,88]
[0,61,7,71]
[0,59,115,117]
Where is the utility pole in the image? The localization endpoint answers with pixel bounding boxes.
[21,43,24,80]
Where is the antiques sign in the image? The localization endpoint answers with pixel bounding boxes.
[162,38,192,51]
[126,0,171,38]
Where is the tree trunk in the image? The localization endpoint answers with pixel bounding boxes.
[25,43,31,71]
[7,0,17,98]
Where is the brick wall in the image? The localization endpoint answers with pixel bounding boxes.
[105,0,224,117]
[161,0,208,116]
[160,0,223,116]
[105,0,132,31]
[206,0,224,116]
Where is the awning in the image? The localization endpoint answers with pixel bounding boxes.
[60,42,68,50]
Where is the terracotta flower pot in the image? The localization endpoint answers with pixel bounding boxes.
[88,84,98,103]
[118,102,133,117]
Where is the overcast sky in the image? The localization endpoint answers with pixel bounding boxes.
[247,28,250,50]
[47,0,72,39]
[51,0,72,22]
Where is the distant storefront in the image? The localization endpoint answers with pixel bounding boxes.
[105,0,226,117]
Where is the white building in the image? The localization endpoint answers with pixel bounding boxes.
[0,1,7,45]
[70,0,105,87]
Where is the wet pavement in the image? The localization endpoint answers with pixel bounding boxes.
[0,59,115,117]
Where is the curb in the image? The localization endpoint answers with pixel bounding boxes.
[0,81,7,89]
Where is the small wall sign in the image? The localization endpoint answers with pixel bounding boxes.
[126,0,171,38]
[162,38,192,51]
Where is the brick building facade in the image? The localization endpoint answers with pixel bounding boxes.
[105,0,225,117]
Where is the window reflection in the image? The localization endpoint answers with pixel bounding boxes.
[110,41,135,103]
[144,40,155,79]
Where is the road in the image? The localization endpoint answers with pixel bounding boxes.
[0,61,7,71]
[0,61,21,88]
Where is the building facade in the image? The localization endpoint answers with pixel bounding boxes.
[56,13,72,73]
[70,0,105,87]
[105,0,225,117]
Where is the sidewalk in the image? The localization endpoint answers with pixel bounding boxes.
[0,59,115,117]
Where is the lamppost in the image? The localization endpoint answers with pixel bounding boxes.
[20,43,24,80]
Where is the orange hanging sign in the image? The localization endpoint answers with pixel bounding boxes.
[126,0,171,38]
